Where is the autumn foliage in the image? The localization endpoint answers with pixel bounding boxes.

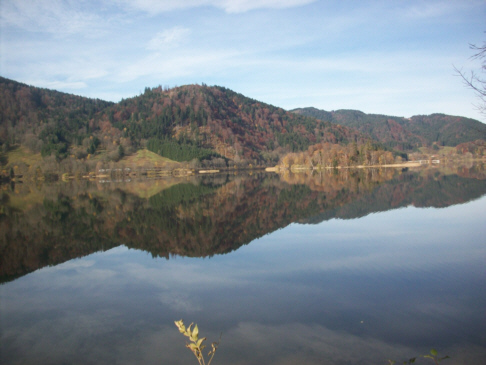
[1,76,485,173]
[292,107,486,151]
[279,141,396,169]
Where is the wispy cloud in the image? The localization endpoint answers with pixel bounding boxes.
[32,80,88,90]
[403,0,484,20]
[217,0,317,13]
[1,0,484,120]
[0,0,106,35]
[118,0,316,14]
[117,48,242,82]
[146,27,191,51]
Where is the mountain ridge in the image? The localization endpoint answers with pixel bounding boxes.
[291,106,486,151]
[0,77,365,166]
[1,76,485,171]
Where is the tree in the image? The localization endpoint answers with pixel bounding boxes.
[455,38,486,118]
[0,151,8,166]
[118,144,125,159]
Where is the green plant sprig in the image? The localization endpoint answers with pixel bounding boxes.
[424,348,450,365]
[175,319,220,365]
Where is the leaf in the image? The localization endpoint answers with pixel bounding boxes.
[208,341,219,356]
[174,320,186,333]
[186,323,194,337]
[193,324,199,340]
[430,349,438,356]
[196,338,206,347]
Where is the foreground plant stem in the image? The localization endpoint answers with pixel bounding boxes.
[175,319,220,365]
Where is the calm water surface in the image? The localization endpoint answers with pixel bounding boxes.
[1,167,485,364]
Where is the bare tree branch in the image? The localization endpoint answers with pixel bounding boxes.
[454,39,486,118]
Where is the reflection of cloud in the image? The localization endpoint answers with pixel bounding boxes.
[45,267,117,287]
[246,202,486,277]
[47,259,96,271]
[8,318,483,365]
[209,322,486,365]
[2,242,485,364]
[159,292,202,313]
[1,309,125,365]
[123,261,241,289]
[218,322,414,365]
[103,246,130,255]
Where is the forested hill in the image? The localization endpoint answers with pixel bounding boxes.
[0,77,113,157]
[0,77,364,166]
[291,107,486,151]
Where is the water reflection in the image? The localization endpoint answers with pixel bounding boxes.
[1,166,486,282]
[1,166,486,364]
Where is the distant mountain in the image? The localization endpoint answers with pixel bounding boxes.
[0,77,364,166]
[291,107,486,151]
[3,76,484,169]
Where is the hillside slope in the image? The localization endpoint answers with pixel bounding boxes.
[0,78,365,166]
[291,107,486,150]
[94,85,368,164]
[0,76,113,158]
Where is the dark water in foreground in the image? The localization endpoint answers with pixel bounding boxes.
[1,167,486,364]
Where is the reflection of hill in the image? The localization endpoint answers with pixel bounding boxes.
[1,166,486,283]
[303,167,486,224]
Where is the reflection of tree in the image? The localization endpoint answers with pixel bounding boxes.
[1,166,486,282]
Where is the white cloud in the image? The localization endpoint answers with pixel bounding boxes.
[117,48,242,82]
[13,59,109,93]
[146,27,191,51]
[217,0,316,13]
[403,0,484,20]
[119,0,316,14]
[0,0,105,35]
[35,80,88,90]
[1,0,484,121]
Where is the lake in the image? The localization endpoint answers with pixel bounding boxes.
[1,166,485,365]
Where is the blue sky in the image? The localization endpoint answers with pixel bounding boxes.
[1,0,485,121]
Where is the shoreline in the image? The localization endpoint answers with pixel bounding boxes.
[266,161,424,172]
[4,159,484,183]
